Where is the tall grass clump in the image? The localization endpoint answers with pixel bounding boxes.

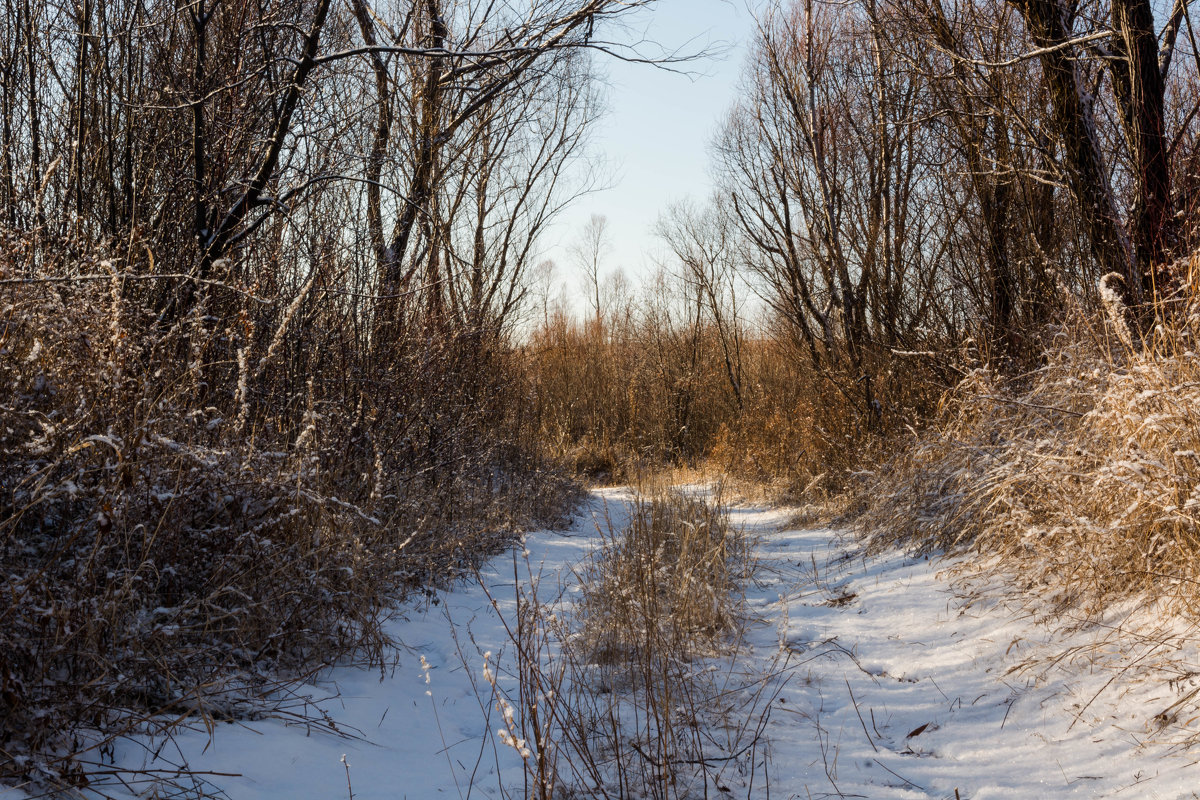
[859,263,1200,613]
[480,488,773,800]
[554,488,773,799]
[580,487,750,662]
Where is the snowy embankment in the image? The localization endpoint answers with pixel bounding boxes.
[20,488,1200,799]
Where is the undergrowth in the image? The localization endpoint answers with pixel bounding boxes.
[858,264,1200,615]
[578,487,749,664]
[0,240,574,794]
[526,311,943,498]
[486,487,778,800]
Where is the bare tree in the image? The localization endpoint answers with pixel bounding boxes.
[716,0,949,422]
[345,0,658,337]
[998,0,1191,303]
[893,0,1067,356]
[657,197,745,410]
[530,258,561,329]
[571,212,612,322]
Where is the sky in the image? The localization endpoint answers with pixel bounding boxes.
[538,0,759,305]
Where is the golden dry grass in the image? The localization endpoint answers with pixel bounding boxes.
[0,240,575,792]
[524,311,943,497]
[858,263,1200,614]
[578,487,750,664]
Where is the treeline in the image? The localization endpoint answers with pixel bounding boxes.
[528,0,1200,494]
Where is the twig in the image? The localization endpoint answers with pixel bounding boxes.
[0,272,274,304]
[969,393,1085,418]
[340,754,354,800]
[872,758,926,792]
[845,679,878,753]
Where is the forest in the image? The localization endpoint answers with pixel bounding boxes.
[3,0,1200,796]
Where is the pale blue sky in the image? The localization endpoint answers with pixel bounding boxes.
[540,0,758,301]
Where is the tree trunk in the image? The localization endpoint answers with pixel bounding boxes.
[1008,0,1138,301]
[1111,0,1174,298]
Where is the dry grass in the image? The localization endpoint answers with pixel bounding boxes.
[481,487,778,800]
[525,309,943,498]
[578,487,750,664]
[0,237,574,793]
[858,261,1200,615]
[707,340,942,500]
[564,488,772,799]
[525,313,738,482]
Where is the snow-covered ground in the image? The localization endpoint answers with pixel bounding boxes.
[731,502,1200,799]
[12,487,1200,799]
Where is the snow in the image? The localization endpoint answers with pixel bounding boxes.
[40,488,1200,799]
[739,506,1200,799]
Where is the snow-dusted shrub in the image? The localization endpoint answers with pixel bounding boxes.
[859,261,1200,612]
[0,236,573,793]
[578,486,749,663]
[488,487,769,800]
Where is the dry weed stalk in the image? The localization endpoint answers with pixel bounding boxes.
[571,489,771,798]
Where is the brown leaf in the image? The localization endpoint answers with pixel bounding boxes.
[905,722,930,739]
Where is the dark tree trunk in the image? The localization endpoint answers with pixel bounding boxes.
[1008,0,1138,301]
[1111,0,1174,298]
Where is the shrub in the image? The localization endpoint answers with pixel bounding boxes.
[0,236,573,791]
[858,264,1200,612]
[578,487,749,663]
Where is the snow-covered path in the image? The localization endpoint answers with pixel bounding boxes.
[72,495,636,800]
[735,503,1200,799]
[48,488,1200,799]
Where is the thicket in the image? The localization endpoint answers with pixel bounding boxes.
[860,260,1200,613]
[521,1,1084,494]
[0,231,573,791]
[523,0,1200,607]
[525,308,945,495]
[0,0,646,790]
